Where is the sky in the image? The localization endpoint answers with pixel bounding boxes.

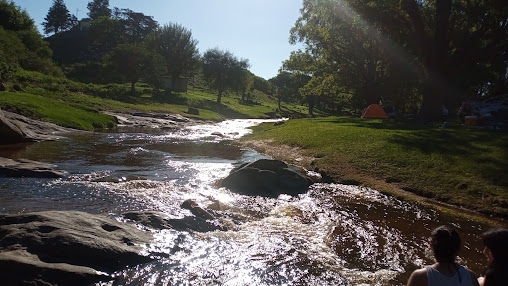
[11,0,305,80]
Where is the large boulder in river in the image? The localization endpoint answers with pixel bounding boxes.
[221,159,313,197]
[0,211,153,285]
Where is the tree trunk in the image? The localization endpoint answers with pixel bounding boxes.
[420,0,451,122]
[405,0,452,122]
[217,90,222,105]
[307,94,315,117]
[130,82,136,94]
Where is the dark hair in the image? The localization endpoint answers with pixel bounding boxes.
[482,228,508,266]
[430,225,461,262]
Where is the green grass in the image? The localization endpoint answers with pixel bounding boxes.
[0,91,116,130]
[244,117,508,218]
[0,69,310,124]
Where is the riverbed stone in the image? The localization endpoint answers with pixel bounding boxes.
[0,156,67,178]
[221,159,313,197]
[106,112,191,129]
[0,211,153,285]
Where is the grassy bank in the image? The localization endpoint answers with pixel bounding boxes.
[0,70,310,130]
[243,117,508,218]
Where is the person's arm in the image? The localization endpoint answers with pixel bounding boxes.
[477,276,484,286]
[407,268,427,286]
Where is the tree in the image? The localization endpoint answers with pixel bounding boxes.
[0,0,35,31]
[288,0,405,111]
[289,0,508,121]
[104,43,163,94]
[42,0,75,35]
[88,16,125,58]
[1,0,60,77]
[270,70,310,114]
[202,48,250,105]
[87,0,111,20]
[145,23,200,81]
[113,8,158,43]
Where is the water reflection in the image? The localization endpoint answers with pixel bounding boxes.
[0,119,503,285]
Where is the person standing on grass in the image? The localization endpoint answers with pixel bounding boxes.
[407,225,480,286]
[478,228,508,286]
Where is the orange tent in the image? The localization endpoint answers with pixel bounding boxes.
[361,104,389,119]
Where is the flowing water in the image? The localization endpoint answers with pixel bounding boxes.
[0,119,503,285]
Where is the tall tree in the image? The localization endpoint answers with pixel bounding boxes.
[289,0,507,120]
[87,0,111,20]
[145,23,200,80]
[202,48,250,105]
[42,0,74,35]
[289,0,408,110]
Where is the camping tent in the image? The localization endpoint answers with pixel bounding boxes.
[361,104,389,119]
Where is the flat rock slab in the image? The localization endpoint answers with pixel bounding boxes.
[0,211,153,285]
[0,156,67,178]
[105,112,192,129]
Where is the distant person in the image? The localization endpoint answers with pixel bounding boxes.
[478,228,508,286]
[407,226,479,286]
[458,100,473,123]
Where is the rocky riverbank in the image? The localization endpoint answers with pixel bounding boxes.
[0,109,74,144]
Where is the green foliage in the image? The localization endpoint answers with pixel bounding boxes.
[246,117,508,217]
[112,8,158,43]
[145,23,200,79]
[287,0,508,121]
[253,75,272,95]
[88,16,125,57]
[87,0,111,20]
[43,0,75,35]
[104,43,165,93]
[270,70,310,112]
[0,2,61,78]
[202,48,250,104]
[0,26,23,79]
[0,0,34,31]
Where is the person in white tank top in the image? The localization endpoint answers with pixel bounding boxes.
[407,226,480,286]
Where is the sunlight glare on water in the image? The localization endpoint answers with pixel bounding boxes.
[0,119,497,286]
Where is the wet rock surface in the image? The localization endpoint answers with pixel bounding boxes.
[0,211,153,286]
[105,111,192,129]
[0,156,67,178]
[221,159,313,197]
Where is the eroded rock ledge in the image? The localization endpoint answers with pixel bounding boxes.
[0,109,73,144]
[0,211,153,286]
[0,156,67,178]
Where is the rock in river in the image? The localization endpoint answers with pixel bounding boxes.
[221,159,313,197]
[0,211,153,285]
[0,156,67,178]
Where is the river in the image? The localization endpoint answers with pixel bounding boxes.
[0,119,501,285]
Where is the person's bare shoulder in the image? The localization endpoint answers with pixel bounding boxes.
[407,268,428,286]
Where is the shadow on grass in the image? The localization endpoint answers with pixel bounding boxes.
[317,117,508,188]
[318,117,427,130]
